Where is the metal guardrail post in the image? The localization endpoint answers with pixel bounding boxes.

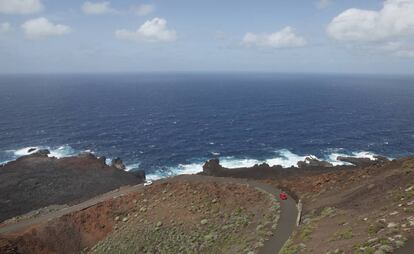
[296,199,303,226]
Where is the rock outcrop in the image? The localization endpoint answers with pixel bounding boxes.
[132,169,146,180]
[33,149,50,157]
[202,159,223,175]
[297,157,333,168]
[202,159,293,179]
[0,153,144,222]
[111,157,126,170]
[336,156,378,167]
[98,156,107,165]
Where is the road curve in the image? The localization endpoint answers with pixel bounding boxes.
[0,175,298,254]
[167,175,299,254]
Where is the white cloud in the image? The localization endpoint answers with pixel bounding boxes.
[242,26,306,48]
[327,0,414,58]
[131,4,155,16]
[327,0,414,42]
[0,0,43,14]
[115,17,177,42]
[0,22,11,33]
[21,17,71,40]
[317,0,331,9]
[81,1,115,15]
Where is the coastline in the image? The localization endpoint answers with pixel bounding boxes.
[1,145,392,181]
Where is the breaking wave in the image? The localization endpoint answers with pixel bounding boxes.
[1,145,78,165]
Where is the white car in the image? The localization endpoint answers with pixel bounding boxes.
[144,180,153,186]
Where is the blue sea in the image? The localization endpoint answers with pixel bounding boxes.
[1,73,414,179]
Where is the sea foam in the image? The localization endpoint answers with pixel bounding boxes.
[5,145,77,161]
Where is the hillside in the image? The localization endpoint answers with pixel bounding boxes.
[202,156,414,253]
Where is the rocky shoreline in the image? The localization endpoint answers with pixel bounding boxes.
[200,154,390,180]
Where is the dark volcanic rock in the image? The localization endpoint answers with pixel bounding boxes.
[202,159,223,175]
[33,149,50,157]
[132,169,146,180]
[98,156,107,165]
[337,156,375,167]
[27,148,37,153]
[297,157,333,168]
[111,157,126,170]
[0,153,144,222]
[337,156,389,167]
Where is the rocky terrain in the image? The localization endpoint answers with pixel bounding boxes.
[202,156,414,254]
[1,150,414,254]
[0,178,281,254]
[0,150,145,222]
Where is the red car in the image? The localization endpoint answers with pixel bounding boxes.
[279,192,288,200]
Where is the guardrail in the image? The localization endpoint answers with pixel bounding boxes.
[296,199,303,226]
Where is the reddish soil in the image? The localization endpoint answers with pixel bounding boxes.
[0,178,281,254]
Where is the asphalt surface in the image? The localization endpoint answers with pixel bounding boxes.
[395,239,414,254]
[0,175,298,254]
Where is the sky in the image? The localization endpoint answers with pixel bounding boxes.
[1,0,414,74]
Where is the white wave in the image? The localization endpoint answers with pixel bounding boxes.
[146,162,204,181]
[211,152,220,156]
[351,151,378,160]
[48,145,77,158]
[125,163,141,171]
[146,173,164,181]
[5,145,77,160]
[325,153,352,166]
[220,149,314,169]
[10,146,40,157]
[265,149,312,168]
[172,162,204,175]
[220,157,261,168]
[324,150,380,166]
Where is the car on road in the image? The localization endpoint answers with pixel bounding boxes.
[144,180,153,186]
[279,191,288,200]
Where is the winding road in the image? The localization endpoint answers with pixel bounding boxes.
[0,175,298,254]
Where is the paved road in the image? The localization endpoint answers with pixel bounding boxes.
[168,175,299,254]
[0,185,146,235]
[0,175,298,254]
[395,239,414,254]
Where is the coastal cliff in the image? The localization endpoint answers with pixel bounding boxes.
[0,150,145,222]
